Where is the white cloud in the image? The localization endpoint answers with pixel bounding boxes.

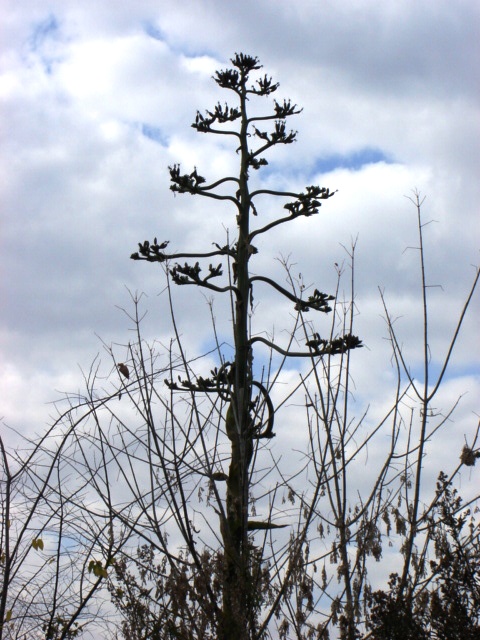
[0,4,478,632]
[1,0,477,435]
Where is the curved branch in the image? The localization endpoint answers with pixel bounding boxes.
[251,380,275,439]
[195,191,240,205]
[173,279,239,296]
[250,188,301,200]
[250,275,333,313]
[250,274,301,304]
[198,176,240,192]
[249,335,319,358]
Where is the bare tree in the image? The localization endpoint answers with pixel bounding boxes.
[0,407,123,640]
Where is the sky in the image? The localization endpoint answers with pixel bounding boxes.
[1,4,479,637]
[1,1,479,478]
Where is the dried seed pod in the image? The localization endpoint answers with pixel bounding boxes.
[117,363,129,379]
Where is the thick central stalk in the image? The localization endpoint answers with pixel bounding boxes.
[222,77,254,640]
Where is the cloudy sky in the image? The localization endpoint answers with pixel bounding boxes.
[1,0,479,473]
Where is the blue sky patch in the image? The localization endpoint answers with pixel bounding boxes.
[312,148,393,174]
[27,14,64,74]
[143,21,219,60]
[409,361,480,386]
[143,21,166,42]
[29,14,60,52]
[140,123,168,145]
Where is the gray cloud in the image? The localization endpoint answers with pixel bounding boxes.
[1,1,478,456]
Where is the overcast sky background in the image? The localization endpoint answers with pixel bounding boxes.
[1,0,479,488]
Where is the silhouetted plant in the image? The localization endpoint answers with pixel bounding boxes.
[129,52,361,640]
[366,472,480,639]
[2,54,478,640]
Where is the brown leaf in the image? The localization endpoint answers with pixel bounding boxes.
[118,363,129,379]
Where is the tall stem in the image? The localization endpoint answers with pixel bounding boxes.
[399,192,429,596]
[222,69,254,640]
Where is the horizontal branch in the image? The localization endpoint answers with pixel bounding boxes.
[250,188,301,199]
[195,127,241,138]
[249,335,318,358]
[250,333,362,358]
[248,100,302,123]
[131,246,234,263]
[171,279,239,295]
[247,113,301,125]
